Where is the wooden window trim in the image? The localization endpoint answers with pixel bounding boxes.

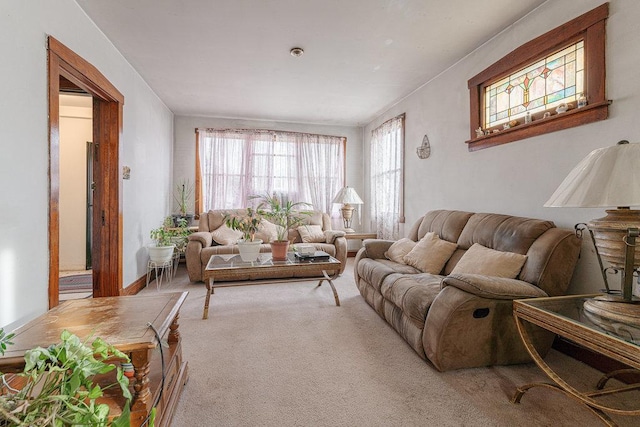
[466,3,609,151]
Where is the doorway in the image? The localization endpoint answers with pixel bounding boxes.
[58,92,94,301]
[48,36,124,308]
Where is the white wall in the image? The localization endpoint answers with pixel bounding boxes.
[0,1,174,329]
[173,115,364,223]
[59,95,92,271]
[364,0,638,295]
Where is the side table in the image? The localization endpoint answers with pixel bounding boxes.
[512,294,640,425]
[345,232,377,257]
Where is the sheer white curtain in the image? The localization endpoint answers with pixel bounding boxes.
[370,114,404,239]
[198,129,344,213]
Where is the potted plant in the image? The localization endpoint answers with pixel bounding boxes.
[0,329,137,426]
[253,194,312,261]
[149,216,176,263]
[224,207,263,262]
[172,180,194,226]
[169,216,191,254]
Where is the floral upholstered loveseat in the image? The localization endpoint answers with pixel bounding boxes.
[354,210,581,371]
[186,209,348,282]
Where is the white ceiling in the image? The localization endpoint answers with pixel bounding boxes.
[75,0,547,126]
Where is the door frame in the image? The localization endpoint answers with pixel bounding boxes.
[48,36,124,308]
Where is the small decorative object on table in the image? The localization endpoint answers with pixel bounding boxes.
[577,93,588,108]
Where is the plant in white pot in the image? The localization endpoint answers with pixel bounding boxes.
[224,207,263,262]
[149,217,176,263]
[254,194,312,261]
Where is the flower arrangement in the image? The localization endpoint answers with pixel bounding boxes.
[224,207,263,242]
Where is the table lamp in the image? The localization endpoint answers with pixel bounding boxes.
[545,140,640,303]
[332,186,363,233]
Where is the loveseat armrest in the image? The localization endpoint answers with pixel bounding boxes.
[188,231,213,248]
[441,273,548,300]
[361,239,395,260]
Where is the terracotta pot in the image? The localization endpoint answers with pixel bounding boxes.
[270,240,290,261]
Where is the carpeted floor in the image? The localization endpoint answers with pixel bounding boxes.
[139,260,639,426]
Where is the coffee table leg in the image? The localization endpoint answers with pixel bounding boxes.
[317,270,340,306]
[203,277,213,320]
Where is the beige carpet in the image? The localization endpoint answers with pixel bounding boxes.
[139,260,639,426]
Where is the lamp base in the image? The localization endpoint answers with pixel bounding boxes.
[584,297,640,327]
[593,294,640,304]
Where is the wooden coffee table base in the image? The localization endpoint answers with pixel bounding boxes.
[203,270,340,320]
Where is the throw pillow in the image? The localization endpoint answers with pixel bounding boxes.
[298,224,325,243]
[451,243,527,279]
[254,220,279,243]
[384,238,417,264]
[403,232,457,274]
[211,225,243,245]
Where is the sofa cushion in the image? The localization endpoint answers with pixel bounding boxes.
[451,243,527,279]
[381,273,443,327]
[384,238,416,264]
[403,232,457,274]
[298,225,326,243]
[211,225,242,245]
[357,258,418,292]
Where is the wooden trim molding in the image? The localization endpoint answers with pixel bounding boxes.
[466,3,609,151]
[121,274,148,296]
[48,36,124,306]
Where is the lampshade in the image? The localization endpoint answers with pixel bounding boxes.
[544,141,640,208]
[332,187,364,205]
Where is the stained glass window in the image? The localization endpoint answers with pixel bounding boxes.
[484,41,584,129]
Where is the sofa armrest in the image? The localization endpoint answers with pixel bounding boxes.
[188,231,213,248]
[441,273,548,300]
[361,239,395,260]
[325,230,346,244]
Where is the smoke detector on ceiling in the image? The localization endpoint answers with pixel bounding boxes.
[290,47,304,57]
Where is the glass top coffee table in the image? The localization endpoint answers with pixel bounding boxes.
[202,253,342,319]
[512,294,640,425]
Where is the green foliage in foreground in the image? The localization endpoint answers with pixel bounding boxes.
[0,330,133,426]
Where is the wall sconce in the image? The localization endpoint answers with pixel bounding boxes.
[417,134,431,159]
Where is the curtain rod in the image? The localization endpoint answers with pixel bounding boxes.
[196,127,346,141]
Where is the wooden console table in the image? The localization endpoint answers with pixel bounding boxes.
[345,232,377,257]
[0,292,189,427]
[512,294,640,426]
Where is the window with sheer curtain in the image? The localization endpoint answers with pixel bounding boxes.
[370,114,405,239]
[196,129,345,214]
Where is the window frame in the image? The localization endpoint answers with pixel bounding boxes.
[466,3,609,152]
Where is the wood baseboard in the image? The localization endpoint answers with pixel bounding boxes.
[122,274,147,296]
[553,336,640,384]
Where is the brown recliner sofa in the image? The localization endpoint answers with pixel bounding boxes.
[186,209,348,282]
[354,210,581,371]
